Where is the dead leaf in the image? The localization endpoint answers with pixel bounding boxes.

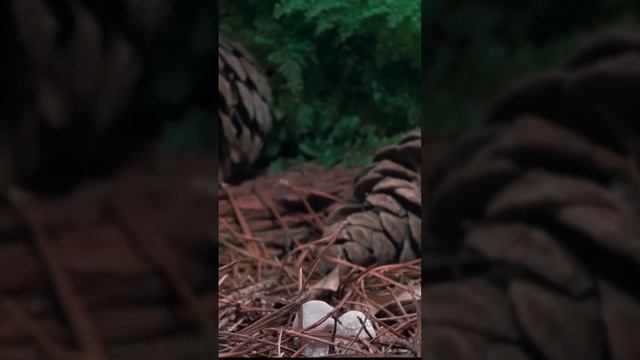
[310,266,340,292]
[368,284,421,309]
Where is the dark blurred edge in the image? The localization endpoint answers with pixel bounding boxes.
[420,1,427,359]
[213,0,220,357]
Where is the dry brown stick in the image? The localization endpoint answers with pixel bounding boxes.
[238,302,298,336]
[336,317,368,356]
[219,259,240,274]
[291,344,306,357]
[110,207,214,339]
[355,267,414,293]
[220,273,282,305]
[218,237,283,269]
[301,221,346,290]
[351,283,396,319]
[319,354,418,358]
[322,254,366,271]
[150,257,212,336]
[277,327,284,356]
[163,263,214,333]
[361,309,406,341]
[284,330,370,355]
[1,298,74,360]
[388,286,409,317]
[381,337,417,356]
[220,183,257,253]
[291,229,346,252]
[290,186,342,202]
[8,188,107,360]
[298,308,340,334]
[236,287,328,337]
[0,301,202,344]
[414,294,421,358]
[219,218,261,242]
[392,315,417,335]
[374,259,422,272]
[218,203,270,281]
[373,313,418,321]
[294,247,312,270]
[227,336,252,354]
[218,351,249,357]
[324,255,407,311]
[289,186,325,231]
[219,330,296,352]
[254,184,298,249]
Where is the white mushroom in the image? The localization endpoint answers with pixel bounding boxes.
[292,300,335,357]
[336,310,376,350]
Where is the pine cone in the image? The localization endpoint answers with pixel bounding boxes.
[317,132,421,275]
[490,30,640,155]
[424,32,640,360]
[3,0,171,192]
[218,35,273,182]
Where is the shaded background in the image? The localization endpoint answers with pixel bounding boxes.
[425,0,640,139]
[0,0,215,195]
[422,2,640,359]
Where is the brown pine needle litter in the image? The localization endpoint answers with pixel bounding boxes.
[218,165,421,357]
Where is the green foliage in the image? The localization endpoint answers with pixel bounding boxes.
[160,108,215,152]
[425,0,640,139]
[220,0,420,169]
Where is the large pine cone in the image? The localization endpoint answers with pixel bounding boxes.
[490,30,640,155]
[318,132,421,275]
[218,35,273,182]
[424,32,640,360]
[2,0,172,193]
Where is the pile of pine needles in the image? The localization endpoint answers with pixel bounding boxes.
[219,201,421,357]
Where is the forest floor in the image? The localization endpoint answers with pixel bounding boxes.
[218,163,421,357]
[0,152,216,360]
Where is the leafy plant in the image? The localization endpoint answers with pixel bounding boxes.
[220,0,420,169]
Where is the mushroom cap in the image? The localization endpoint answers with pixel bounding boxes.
[292,300,335,357]
[337,310,376,340]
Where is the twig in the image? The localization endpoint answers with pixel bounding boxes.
[8,188,107,360]
[290,186,342,202]
[286,184,325,231]
[219,330,296,352]
[301,221,346,290]
[255,184,298,249]
[110,196,214,338]
[1,298,74,360]
[284,330,370,355]
[221,183,257,252]
[219,236,283,268]
[277,327,284,357]
[221,273,282,305]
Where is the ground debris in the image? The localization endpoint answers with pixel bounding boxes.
[218,163,421,357]
[0,153,216,359]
